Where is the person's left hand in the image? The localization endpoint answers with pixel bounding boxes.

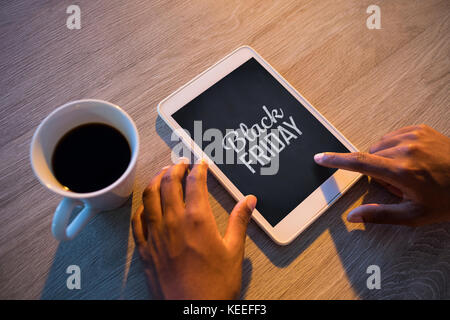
[132,158,257,299]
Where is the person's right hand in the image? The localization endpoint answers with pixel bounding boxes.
[314,124,450,226]
[132,159,257,300]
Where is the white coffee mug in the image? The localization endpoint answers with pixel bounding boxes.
[30,99,139,241]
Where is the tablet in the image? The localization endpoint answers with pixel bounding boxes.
[158,46,361,245]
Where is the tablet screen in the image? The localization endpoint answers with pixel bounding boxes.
[173,57,349,226]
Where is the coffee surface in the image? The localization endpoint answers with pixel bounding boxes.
[52,123,131,193]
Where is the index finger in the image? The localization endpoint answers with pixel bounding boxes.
[379,125,420,140]
[314,152,400,186]
[142,166,170,228]
[185,160,210,215]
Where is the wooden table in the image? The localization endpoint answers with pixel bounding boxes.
[1,0,449,299]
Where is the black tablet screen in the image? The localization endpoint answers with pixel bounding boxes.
[173,57,349,226]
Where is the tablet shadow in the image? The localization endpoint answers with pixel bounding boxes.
[156,115,180,151]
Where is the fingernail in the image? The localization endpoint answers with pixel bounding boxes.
[195,157,208,166]
[246,195,257,212]
[314,153,325,163]
[347,212,363,223]
[177,157,190,164]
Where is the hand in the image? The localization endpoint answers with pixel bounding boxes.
[314,124,450,226]
[132,158,257,299]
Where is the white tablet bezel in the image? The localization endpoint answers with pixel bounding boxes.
[158,46,361,245]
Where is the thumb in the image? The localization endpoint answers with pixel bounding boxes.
[347,202,418,225]
[224,195,257,253]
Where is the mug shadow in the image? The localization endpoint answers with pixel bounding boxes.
[41,197,148,299]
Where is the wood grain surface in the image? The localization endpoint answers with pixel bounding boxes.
[1,0,449,299]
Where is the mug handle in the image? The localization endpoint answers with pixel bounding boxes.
[52,197,98,241]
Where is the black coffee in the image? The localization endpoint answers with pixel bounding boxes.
[52,123,131,193]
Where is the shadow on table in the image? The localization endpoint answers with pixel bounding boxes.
[40,185,251,300]
[213,173,450,299]
[327,182,450,299]
[41,197,151,300]
[155,115,450,299]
